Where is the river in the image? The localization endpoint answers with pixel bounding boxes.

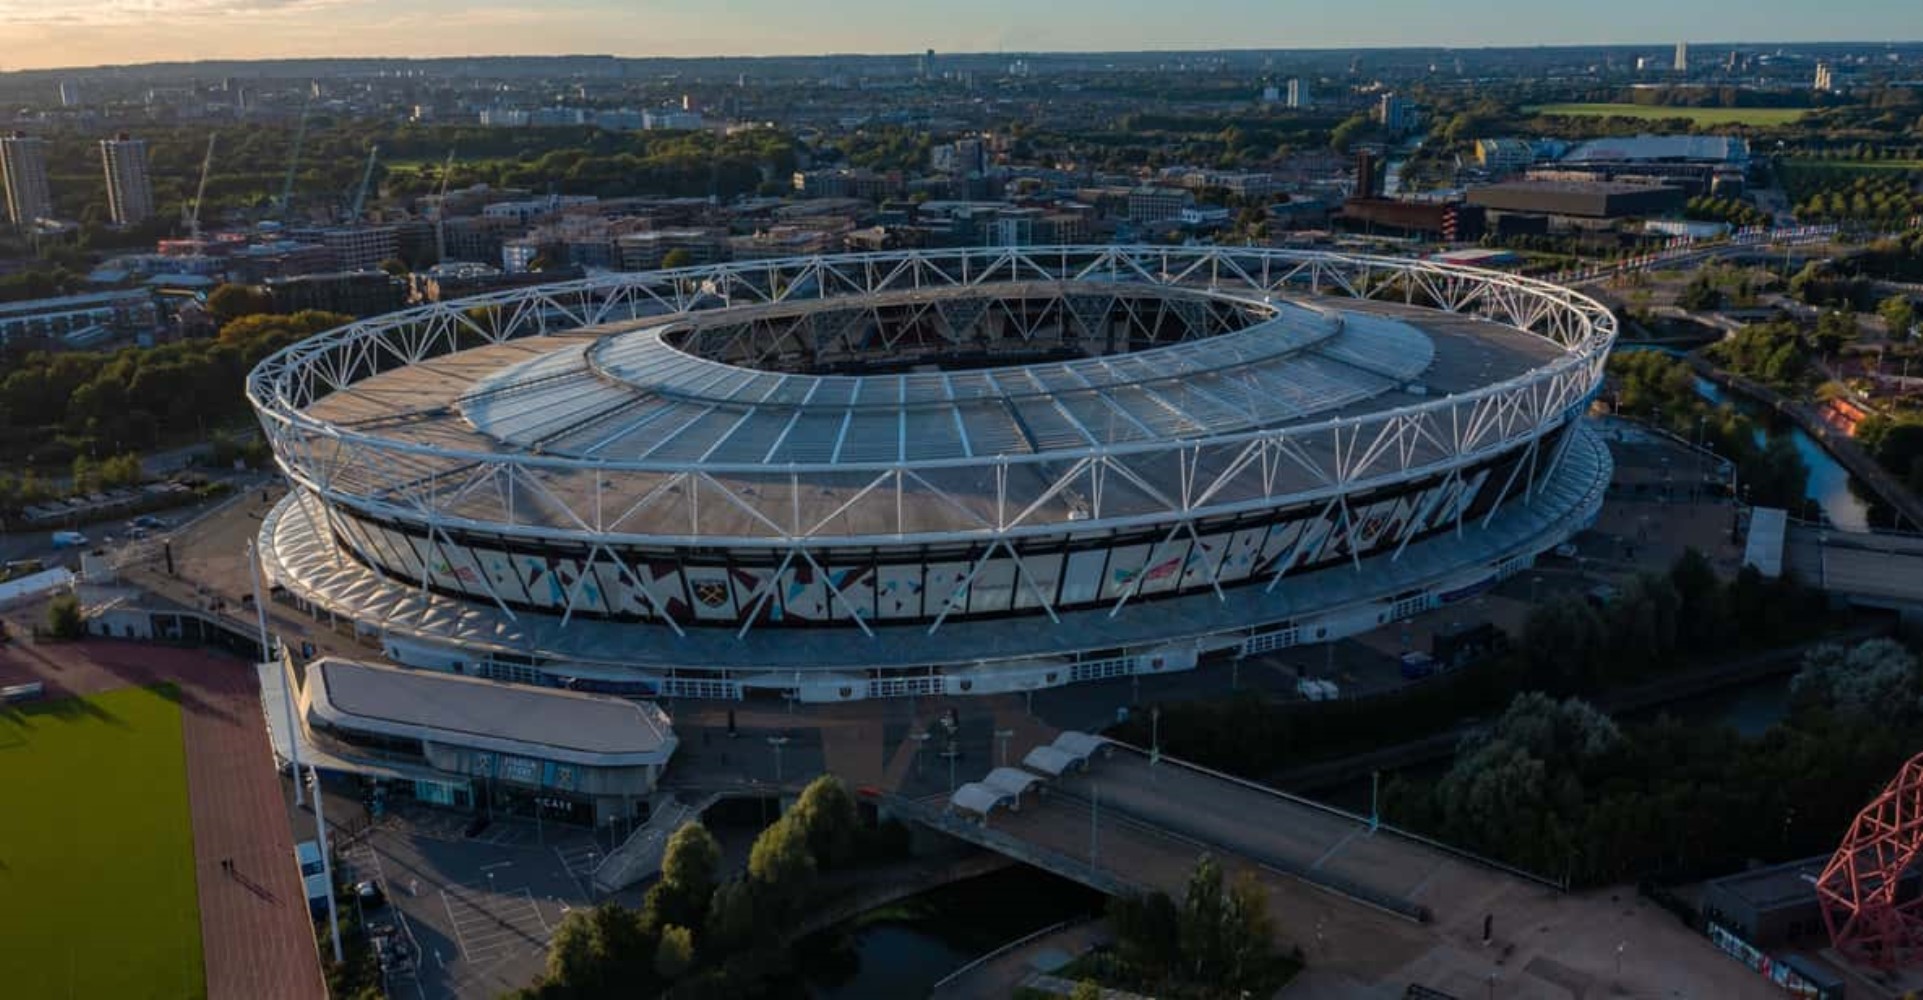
[1691,377,1873,531]
[799,866,1105,998]
[1612,344,1874,530]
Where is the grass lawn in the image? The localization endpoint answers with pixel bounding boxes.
[1529,103,1808,126]
[0,685,203,999]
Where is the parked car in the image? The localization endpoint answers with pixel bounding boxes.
[355,880,386,911]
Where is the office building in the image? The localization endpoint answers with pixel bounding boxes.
[0,132,54,228]
[1814,62,1834,92]
[264,271,407,318]
[1474,139,1537,175]
[100,134,156,227]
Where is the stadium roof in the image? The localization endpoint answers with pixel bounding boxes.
[1563,134,1748,164]
[376,296,1443,467]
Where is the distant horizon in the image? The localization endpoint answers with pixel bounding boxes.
[8,39,1923,78]
[2,0,1919,75]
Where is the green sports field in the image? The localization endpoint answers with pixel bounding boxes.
[1529,103,1808,126]
[0,685,204,999]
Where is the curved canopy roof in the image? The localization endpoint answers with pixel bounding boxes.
[454,294,1434,466]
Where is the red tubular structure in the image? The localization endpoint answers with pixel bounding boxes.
[1817,752,1923,969]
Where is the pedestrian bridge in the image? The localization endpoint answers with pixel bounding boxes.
[877,739,1559,924]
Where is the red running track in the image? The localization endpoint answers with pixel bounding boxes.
[0,639,326,1000]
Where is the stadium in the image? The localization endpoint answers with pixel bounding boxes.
[248,246,1613,703]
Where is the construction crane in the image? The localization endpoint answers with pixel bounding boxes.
[185,133,216,242]
[347,144,379,223]
[432,150,456,264]
[276,99,310,222]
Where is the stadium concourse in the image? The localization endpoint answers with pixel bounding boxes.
[248,246,1613,704]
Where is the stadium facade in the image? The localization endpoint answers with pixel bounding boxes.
[249,246,1613,702]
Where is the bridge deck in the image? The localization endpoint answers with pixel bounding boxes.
[900,744,1783,998]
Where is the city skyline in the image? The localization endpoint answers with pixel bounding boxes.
[3,0,1922,73]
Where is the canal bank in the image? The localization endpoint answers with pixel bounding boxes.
[1685,355,1917,531]
[797,865,1106,999]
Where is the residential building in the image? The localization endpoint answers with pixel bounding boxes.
[1814,62,1834,92]
[318,226,399,273]
[100,133,156,227]
[0,132,54,228]
[642,109,704,131]
[1127,186,1194,225]
[793,168,906,202]
[1376,94,1416,133]
[264,271,407,318]
[729,227,837,260]
[1287,78,1311,109]
[0,289,158,348]
[58,80,79,107]
[614,229,726,271]
[1675,41,1689,73]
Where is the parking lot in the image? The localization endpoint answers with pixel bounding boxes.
[324,800,620,1000]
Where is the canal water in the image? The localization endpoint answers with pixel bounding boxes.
[799,865,1105,998]
[1691,377,1873,532]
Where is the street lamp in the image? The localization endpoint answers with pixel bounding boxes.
[911,731,932,778]
[1149,706,1162,765]
[766,735,790,785]
[995,728,1014,768]
[308,767,343,964]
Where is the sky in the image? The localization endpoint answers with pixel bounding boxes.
[3,0,1922,73]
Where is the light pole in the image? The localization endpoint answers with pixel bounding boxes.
[1615,941,1626,980]
[1370,769,1381,833]
[995,728,1014,768]
[1089,784,1100,864]
[945,739,958,793]
[1150,706,1162,765]
[767,735,790,785]
[248,539,301,807]
[309,767,343,963]
[911,732,931,779]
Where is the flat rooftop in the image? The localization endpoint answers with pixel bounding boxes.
[305,656,676,766]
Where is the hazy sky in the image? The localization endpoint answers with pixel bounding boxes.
[4,0,1922,72]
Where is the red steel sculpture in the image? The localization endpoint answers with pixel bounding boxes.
[1817,751,1923,968]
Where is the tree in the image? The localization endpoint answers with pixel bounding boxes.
[704,880,761,955]
[1881,295,1917,339]
[45,594,83,639]
[1070,979,1102,1000]
[376,257,409,277]
[747,816,815,904]
[645,822,721,932]
[1178,853,1230,982]
[653,925,695,981]
[659,248,695,270]
[543,902,656,996]
[1221,870,1277,990]
[791,775,859,869]
[206,283,273,323]
[1330,114,1371,154]
[1108,889,1181,983]
[1793,638,1922,723]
